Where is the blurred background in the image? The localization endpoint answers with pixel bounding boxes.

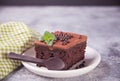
[0,0,120,6]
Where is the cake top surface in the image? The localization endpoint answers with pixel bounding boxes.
[35,31,87,50]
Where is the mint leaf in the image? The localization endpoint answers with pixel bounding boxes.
[47,40,53,46]
[40,31,56,46]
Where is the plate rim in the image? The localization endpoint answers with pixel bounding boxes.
[22,46,101,77]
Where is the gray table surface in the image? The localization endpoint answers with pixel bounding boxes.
[0,6,120,81]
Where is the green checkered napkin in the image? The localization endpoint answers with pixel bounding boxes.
[0,22,40,80]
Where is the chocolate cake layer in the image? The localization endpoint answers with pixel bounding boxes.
[34,31,87,70]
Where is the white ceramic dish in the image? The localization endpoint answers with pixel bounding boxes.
[22,46,101,78]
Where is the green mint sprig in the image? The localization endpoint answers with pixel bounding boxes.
[40,31,56,46]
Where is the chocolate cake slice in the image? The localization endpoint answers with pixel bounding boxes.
[34,31,87,70]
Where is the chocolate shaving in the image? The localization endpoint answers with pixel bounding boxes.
[55,32,73,45]
[75,61,85,69]
[79,35,82,39]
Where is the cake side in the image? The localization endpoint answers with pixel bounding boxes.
[34,31,87,70]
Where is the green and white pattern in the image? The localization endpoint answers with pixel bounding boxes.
[0,22,40,80]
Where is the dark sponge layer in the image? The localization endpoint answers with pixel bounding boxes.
[35,42,86,69]
[34,31,87,70]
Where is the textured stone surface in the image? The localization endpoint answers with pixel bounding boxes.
[0,6,120,81]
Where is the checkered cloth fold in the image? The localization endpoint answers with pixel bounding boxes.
[0,22,40,80]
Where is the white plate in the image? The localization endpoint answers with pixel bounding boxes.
[22,46,101,78]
